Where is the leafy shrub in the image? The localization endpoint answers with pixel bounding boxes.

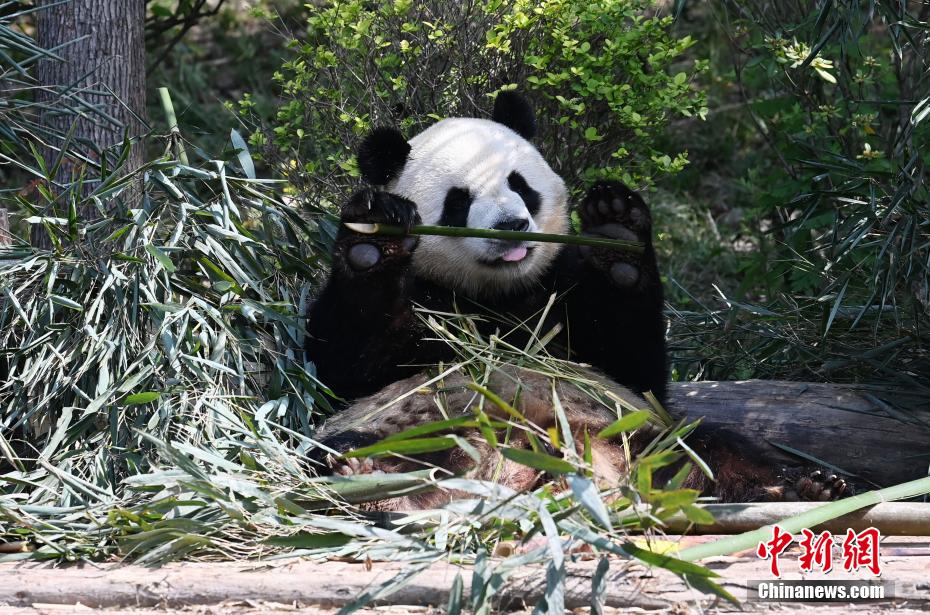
[242,0,706,205]
[1,138,327,495]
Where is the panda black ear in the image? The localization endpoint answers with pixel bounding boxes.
[491,91,536,140]
[357,127,411,185]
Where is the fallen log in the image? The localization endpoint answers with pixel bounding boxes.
[667,381,930,488]
[2,551,928,611]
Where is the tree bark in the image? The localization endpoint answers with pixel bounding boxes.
[34,0,147,246]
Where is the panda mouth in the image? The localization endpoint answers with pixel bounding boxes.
[501,246,529,262]
[481,244,534,266]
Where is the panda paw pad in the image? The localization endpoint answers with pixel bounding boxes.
[340,189,421,272]
[577,181,653,288]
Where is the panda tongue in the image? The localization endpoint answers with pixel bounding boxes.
[501,246,528,262]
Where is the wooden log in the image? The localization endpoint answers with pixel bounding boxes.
[667,381,930,487]
[1,552,928,611]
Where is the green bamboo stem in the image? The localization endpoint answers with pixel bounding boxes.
[157,87,189,166]
[343,222,645,254]
[677,475,930,561]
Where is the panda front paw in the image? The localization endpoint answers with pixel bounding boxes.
[577,181,654,288]
[768,469,851,502]
[789,470,850,501]
[338,189,421,272]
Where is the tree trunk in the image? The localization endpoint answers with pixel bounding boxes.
[34,0,147,246]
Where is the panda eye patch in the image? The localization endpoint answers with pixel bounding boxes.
[507,171,541,216]
[438,187,473,228]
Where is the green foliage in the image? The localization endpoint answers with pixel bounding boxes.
[145,1,300,161]
[245,0,706,204]
[486,0,707,183]
[662,1,929,395]
[1,136,329,501]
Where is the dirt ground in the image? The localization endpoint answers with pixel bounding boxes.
[2,536,928,614]
[4,604,930,614]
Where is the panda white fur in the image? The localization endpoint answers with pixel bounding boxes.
[305,92,849,507]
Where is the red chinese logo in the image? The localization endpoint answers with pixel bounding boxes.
[756,524,794,577]
[842,528,882,575]
[756,526,882,577]
[799,529,834,573]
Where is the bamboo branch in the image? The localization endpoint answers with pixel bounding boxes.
[157,87,188,165]
[344,222,645,254]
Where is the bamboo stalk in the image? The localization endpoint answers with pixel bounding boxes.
[344,222,645,254]
[0,208,10,245]
[655,502,930,536]
[157,87,189,165]
[677,475,930,561]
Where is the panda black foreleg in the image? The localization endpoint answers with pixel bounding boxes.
[305,189,427,400]
[559,181,668,402]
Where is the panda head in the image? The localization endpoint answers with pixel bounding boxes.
[357,92,569,297]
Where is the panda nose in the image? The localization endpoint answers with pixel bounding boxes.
[493,218,529,232]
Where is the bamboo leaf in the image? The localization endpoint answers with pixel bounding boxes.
[597,410,651,439]
[567,475,613,531]
[123,392,161,405]
[500,448,575,474]
[145,244,177,273]
[230,129,256,180]
[343,436,457,458]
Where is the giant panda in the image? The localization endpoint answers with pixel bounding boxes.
[305,91,848,508]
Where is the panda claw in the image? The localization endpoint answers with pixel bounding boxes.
[338,190,421,273]
[342,189,420,228]
[627,207,648,231]
[330,455,382,477]
[578,181,650,234]
[779,469,851,502]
